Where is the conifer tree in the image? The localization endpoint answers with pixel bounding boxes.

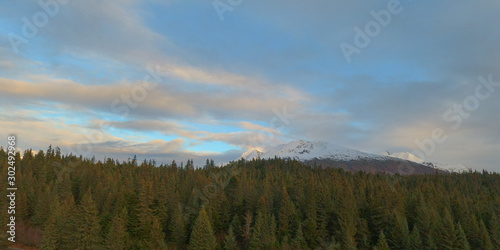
[105,209,129,249]
[389,212,410,249]
[489,215,500,249]
[373,231,390,250]
[73,188,102,250]
[355,218,371,249]
[188,206,217,250]
[136,178,157,247]
[41,214,60,250]
[229,215,242,243]
[224,223,238,250]
[169,204,187,246]
[438,208,456,249]
[278,187,297,239]
[478,219,493,250]
[149,217,167,249]
[292,221,307,249]
[303,199,319,248]
[58,197,78,249]
[455,223,471,250]
[249,212,278,249]
[408,226,423,250]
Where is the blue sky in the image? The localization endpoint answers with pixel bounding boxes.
[1,0,499,171]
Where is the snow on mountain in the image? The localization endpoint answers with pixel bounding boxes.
[241,148,263,160]
[239,141,469,173]
[241,140,389,162]
[382,151,470,173]
[381,151,425,164]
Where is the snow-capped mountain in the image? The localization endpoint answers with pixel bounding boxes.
[239,140,448,175]
[381,151,469,173]
[242,140,389,162]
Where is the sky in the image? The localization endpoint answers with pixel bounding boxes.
[1,0,499,171]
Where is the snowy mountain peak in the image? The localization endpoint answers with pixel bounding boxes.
[241,140,388,162]
[381,151,425,164]
[241,148,264,160]
[382,151,469,173]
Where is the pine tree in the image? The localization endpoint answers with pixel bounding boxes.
[389,212,410,249]
[338,183,357,250]
[41,214,60,250]
[478,219,493,250]
[278,187,297,240]
[149,217,167,249]
[438,208,456,250]
[137,179,154,236]
[374,231,390,250]
[73,188,102,250]
[242,211,253,248]
[229,215,242,243]
[58,197,78,249]
[105,209,129,249]
[355,218,371,250]
[249,212,278,249]
[303,199,319,248]
[292,221,307,249]
[169,203,187,246]
[224,223,238,250]
[408,226,423,250]
[489,214,500,249]
[455,223,471,250]
[188,206,217,250]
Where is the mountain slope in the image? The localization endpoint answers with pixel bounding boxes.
[242,140,388,161]
[241,140,443,175]
[382,151,470,173]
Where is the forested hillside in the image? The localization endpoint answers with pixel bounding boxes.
[1,147,499,249]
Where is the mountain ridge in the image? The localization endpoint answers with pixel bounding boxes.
[240,140,445,175]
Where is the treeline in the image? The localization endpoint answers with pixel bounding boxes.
[0,146,499,249]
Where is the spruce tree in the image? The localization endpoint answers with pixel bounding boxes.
[489,215,500,249]
[249,212,278,249]
[374,231,390,250]
[455,223,471,250]
[478,219,493,250]
[224,223,238,250]
[278,187,297,240]
[137,179,154,239]
[229,215,242,243]
[408,226,423,250]
[149,217,167,249]
[41,214,60,250]
[105,209,129,249]
[169,204,187,246]
[438,208,456,249]
[389,212,410,249]
[292,222,308,249]
[188,206,217,250]
[73,188,102,250]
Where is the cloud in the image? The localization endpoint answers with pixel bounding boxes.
[1,0,499,171]
[0,77,306,122]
